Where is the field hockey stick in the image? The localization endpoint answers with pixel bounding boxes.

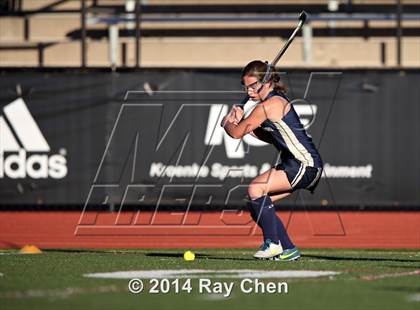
[238,11,308,109]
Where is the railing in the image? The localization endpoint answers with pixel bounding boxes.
[86,5,417,68]
[0,0,418,68]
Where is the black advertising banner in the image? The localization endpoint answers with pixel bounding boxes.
[0,69,419,209]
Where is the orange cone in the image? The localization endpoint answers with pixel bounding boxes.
[19,245,42,254]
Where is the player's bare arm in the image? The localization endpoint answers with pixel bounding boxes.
[223,104,268,139]
[223,96,289,139]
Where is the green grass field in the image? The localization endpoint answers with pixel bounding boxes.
[0,248,419,310]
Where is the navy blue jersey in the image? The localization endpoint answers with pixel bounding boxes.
[257,90,323,169]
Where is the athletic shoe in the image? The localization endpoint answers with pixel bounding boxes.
[253,239,283,259]
[278,247,301,261]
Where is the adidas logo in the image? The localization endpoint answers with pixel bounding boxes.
[0,98,67,179]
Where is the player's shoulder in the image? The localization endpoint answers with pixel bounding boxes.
[262,93,289,110]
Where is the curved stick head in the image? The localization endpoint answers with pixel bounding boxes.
[299,11,308,24]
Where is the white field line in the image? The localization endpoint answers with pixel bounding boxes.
[406,293,420,302]
[84,269,340,279]
[361,270,420,281]
[200,293,233,301]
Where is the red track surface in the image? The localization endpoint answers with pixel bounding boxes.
[0,211,419,249]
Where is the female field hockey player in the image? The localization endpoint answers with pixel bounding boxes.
[221,60,323,260]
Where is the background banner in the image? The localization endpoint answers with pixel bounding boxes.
[0,69,419,209]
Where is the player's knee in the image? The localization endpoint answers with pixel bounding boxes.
[248,183,264,200]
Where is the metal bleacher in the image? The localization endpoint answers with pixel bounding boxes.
[0,0,419,68]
